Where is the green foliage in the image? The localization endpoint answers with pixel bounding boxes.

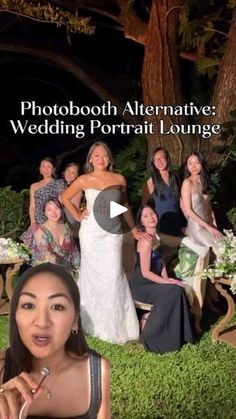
[1,315,236,418]
[227,207,236,232]
[196,57,220,79]
[1,0,95,35]
[179,1,233,79]
[115,136,148,211]
[0,187,30,240]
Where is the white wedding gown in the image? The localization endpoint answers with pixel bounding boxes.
[79,188,139,344]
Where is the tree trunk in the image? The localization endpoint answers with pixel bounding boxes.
[205,7,236,165]
[142,0,196,166]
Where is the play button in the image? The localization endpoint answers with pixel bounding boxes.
[110,201,128,219]
[93,185,135,234]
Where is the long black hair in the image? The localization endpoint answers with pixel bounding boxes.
[136,204,158,232]
[43,196,66,223]
[184,151,209,194]
[150,147,179,200]
[3,263,89,380]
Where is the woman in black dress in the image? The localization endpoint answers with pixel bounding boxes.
[130,205,195,354]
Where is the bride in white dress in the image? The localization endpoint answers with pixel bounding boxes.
[62,142,143,344]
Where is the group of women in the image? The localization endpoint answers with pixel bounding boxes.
[19,143,223,353]
[19,144,223,353]
[0,143,223,418]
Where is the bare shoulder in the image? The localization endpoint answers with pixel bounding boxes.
[112,173,126,186]
[147,177,153,187]
[30,180,43,192]
[101,356,111,372]
[138,237,152,252]
[182,178,192,190]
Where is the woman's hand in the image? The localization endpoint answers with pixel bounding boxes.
[132,228,153,241]
[169,278,185,287]
[77,208,90,222]
[0,373,42,419]
[205,224,223,238]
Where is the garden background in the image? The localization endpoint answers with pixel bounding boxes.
[0,1,236,418]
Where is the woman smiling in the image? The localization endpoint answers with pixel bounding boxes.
[0,263,111,418]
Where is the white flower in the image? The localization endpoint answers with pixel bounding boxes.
[202,230,236,293]
[0,237,30,262]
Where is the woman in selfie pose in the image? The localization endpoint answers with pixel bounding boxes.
[130,205,195,353]
[0,263,111,419]
[142,147,186,236]
[21,198,80,274]
[62,142,140,344]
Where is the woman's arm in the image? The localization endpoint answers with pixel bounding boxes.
[0,360,41,419]
[97,357,111,419]
[138,240,181,285]
[142,177,154,205]
[29,184,36,225]
[181,180,222,238]
[61,176,88,222]
[120,176,152,241]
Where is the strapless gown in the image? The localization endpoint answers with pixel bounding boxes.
[79,189,139,344]
[188,192,219,252]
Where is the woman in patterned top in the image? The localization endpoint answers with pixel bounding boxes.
[29,158,56,226]
[0,263,111,419]
[22,198,80,275]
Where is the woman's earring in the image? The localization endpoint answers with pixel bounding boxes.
[72,329,78,335]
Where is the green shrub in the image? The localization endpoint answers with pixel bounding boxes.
[0,187,30,240]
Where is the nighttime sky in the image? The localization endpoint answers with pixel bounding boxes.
[0,6,143,189]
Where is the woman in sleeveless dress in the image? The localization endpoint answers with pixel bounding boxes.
[130,205,195,353]
[142,147,186,236]
[0,263,111,419]
[62,142,144,344]
[181,152,223,310]
[181,152,223,251]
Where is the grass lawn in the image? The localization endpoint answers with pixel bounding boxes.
[1,313,236,419]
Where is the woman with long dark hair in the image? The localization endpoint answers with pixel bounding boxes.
[181,152,222,249]
[130,205,195,353]
[29,157,56,226]
[21,198,80,275]
[62,142,141,344]
[0,263,111,418]
[142,147,186,236]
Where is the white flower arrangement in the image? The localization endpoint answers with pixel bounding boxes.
[202,230,236,294]
[0,238,30,263]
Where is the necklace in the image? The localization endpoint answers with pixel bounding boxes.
[43,362,66,401]
[45,373,60,400]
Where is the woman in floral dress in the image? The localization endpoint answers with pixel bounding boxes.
[21,197,80,276]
